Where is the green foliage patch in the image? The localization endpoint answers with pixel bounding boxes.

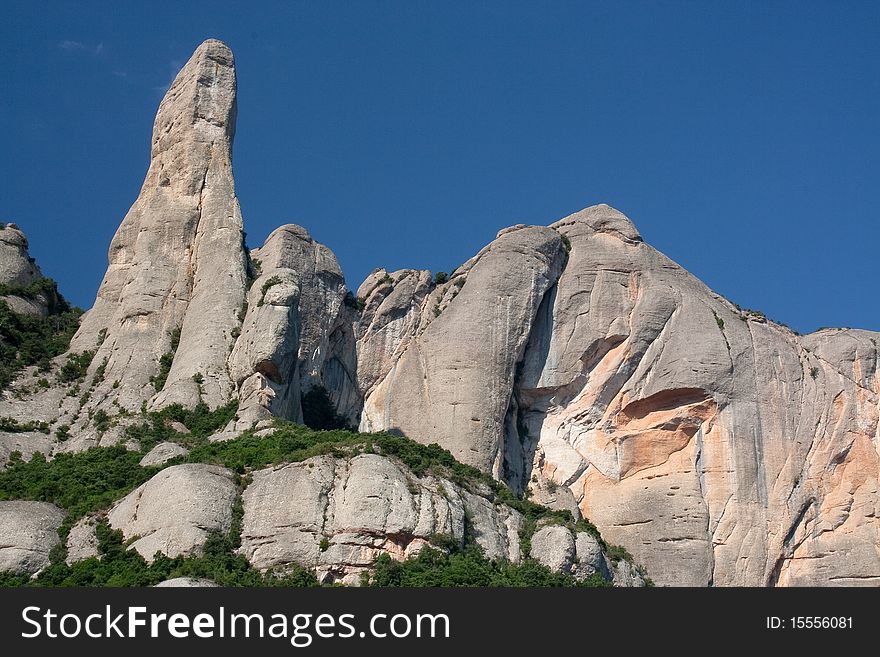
[0,297,81,390]
[123,401,239,451]
[364,546,608,587]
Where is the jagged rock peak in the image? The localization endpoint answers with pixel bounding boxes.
[0,223,42,288]
[152,38,237,158]
[63,37,247,431]
[0,223,52,318]
[551,203,642,242]
[231,222,360,428]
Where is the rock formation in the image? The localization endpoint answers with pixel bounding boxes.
[68,38,247,418]
[240,452,522,584]
[360,225,567,477]
[0,224,50,317]
[231,224,359,428]
[0,501,65,574]
[107,463,238,560]
[357,203,880,587]
[1,39,877,588]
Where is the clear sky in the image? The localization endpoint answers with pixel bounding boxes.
[2,1,877,333]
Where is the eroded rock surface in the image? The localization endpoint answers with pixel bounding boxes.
[0,224,50,318]
[108,464,237,561]
[67,38,247,426]
[231,224,359,427]
[360,226,566,476]
[518,205,880,587]
[528,524,617,582]
[0,501,65,574]
[154,577,219,587]
[239,453,522,584]
[139,442,189,467]
[65,516,99,564]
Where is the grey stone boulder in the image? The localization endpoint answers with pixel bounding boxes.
[139,442,189,467]
[108,464,237,561]
[239,453,522,583]
[154,577,220,587]
[0,501,65,574]
[529,525,576,573]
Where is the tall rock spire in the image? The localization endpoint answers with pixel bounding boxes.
[71,39,247,411]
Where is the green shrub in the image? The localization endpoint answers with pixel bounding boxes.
[365,545,608,588]
[13,519,320,588]
[0,447,155,521]
[123,401,239,451]
[0,298,82,389]
[0,416,50,433]
[0,277,70,314]
[58,350,94,383]
[605,543,633,564]
[93,409,110,432]
[257,276,282,307]
[150,327,181,391]
[434,271,448,285]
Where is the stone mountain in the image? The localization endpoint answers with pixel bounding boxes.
[1,39,877,587]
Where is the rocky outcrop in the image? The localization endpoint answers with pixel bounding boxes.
[352,203,880,587]
[355,268,433,401]
[0,224,42,289]
[107,464,237,561]
[154,577,220,587]
[139,441,189,467]
[231,224,359,427]
[360,226,567,476]
[239,453,522,584]
[0,224,50,317]
[0,501,65,574]
[67,38,247,424]
[528,524,617,582]
[65,516,99,564]
[513,205,879,587]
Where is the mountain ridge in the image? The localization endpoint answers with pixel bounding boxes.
[1,39,877,587]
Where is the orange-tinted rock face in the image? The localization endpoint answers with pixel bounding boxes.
[502,206,880,586]
[354,204,879,586]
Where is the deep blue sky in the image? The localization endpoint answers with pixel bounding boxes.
[2,1,877,333]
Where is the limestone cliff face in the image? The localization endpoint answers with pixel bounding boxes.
[70,38,247,414]
[357,204,880,587]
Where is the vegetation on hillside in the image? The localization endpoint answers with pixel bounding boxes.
[0,404,637,587]
[364,546,608,587]
[0,278,81,390]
